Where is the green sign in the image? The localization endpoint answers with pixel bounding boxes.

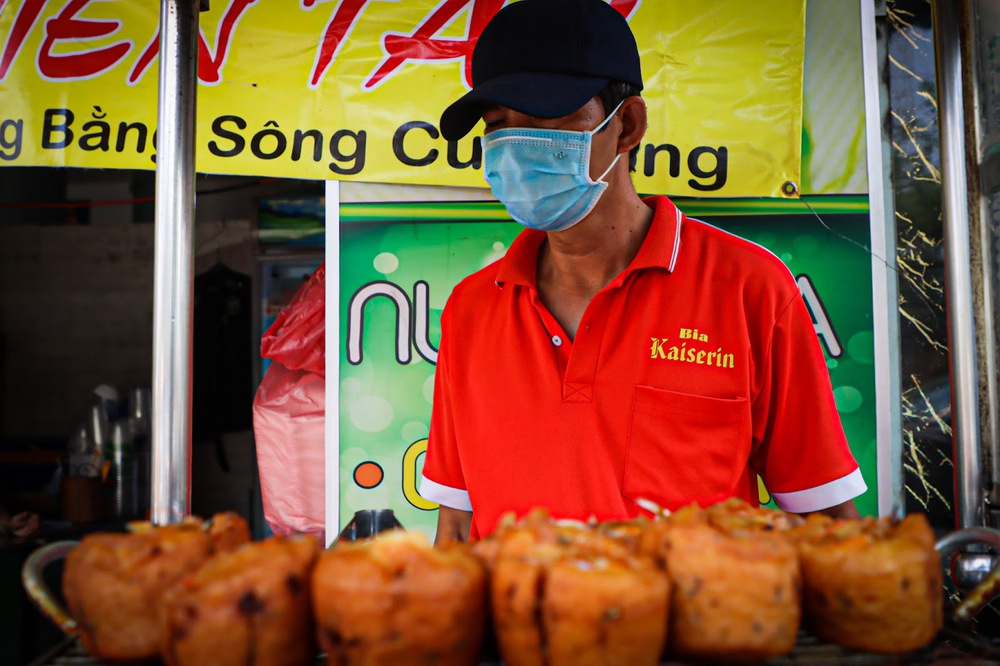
[337,197,878,539]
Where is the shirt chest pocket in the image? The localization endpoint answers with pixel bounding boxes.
[621,385,750,512]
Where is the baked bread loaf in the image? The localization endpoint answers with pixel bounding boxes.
[312,529,487,666]
[161,535,320,666]
[792,513,942,652]
[704,497,806,535]
[63,522,216,661]
[631,502,804,660]
[63,514,251,661]
[125,512,251,554]
[490,513,670,666]
[661,518,801,661]
[206,511,253,553]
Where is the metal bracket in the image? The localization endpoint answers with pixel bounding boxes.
[937,527,1000,623]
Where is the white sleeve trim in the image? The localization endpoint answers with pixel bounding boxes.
[419,475,472,512]
[770,468,868,513]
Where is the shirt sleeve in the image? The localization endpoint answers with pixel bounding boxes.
[419,304,472,512]
[749,292,868,513]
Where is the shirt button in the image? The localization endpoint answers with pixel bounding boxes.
[552,335,563,346]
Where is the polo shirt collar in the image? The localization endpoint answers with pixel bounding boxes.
[494,229,546,288]
[493,195,684,288]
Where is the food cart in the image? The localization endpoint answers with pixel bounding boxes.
[2,0,1000,661]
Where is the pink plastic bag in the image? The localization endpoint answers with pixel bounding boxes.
[253,263,326,542]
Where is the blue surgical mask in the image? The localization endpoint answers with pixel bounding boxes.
[482,101,624,232]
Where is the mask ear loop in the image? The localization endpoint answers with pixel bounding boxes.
[595,153,621,184]
[589,99,626,136]
[589,99,626,184]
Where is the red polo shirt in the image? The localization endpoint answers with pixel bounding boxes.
[420,195,865,538]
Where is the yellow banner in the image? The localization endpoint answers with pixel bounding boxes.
[0,0,804,197]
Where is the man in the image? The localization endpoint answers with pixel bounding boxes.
[420,0,865,542]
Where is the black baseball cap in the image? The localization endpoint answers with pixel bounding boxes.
[439,0,644,141]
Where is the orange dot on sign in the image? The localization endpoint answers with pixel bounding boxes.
[354,461,384,489]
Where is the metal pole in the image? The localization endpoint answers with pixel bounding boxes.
[860,0,902,518]
[931,0,983,528]
[151,0,200,525]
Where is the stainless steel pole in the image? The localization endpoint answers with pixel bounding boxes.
[151,0,200,525]
[931,0,983,528]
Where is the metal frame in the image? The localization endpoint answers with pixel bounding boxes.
[931,0,983,528]
[140,0,991,532]
[151,0,201,525]
[966,0,1000,525]
[861,0,903,517]
[324,180,341,546]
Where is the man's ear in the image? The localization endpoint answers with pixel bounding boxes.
[617,96,647,154]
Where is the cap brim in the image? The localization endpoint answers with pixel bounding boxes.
[439,72,609,141]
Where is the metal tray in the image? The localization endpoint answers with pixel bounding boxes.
[27,627,1000,666]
